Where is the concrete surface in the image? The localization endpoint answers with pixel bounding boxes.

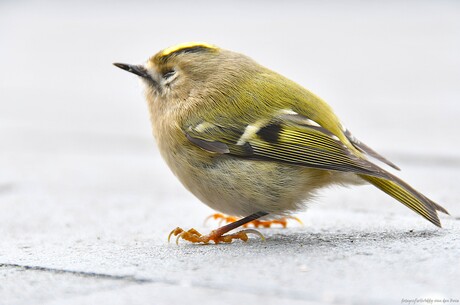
[1,1,459,305]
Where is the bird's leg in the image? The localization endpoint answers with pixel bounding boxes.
[205,213,303,228]
[169,211,269,245]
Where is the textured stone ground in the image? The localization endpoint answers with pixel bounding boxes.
[1,1,459,304]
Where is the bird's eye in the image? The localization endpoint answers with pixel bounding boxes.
[163,70,176,79]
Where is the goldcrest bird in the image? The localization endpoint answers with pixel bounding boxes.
[114,42,449,244]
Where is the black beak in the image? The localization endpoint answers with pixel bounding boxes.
[113,63,150,78]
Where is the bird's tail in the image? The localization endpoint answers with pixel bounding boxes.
[359,170,449,227]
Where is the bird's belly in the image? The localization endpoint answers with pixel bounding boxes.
[170,154,334,217]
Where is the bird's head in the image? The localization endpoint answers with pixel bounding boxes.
[115,43,229,101]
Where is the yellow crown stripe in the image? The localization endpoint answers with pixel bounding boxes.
[159,42,218,57]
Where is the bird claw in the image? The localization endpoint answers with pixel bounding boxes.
[204,213,237,226]
[168,227,265,245]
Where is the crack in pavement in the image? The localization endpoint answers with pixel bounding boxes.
[0,263,312,303]
[0,263,154,284]
[0,262,318,301]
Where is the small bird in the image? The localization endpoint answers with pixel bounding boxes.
[114,42,449,244]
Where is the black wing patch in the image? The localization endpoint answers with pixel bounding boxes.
[256,124,281,143]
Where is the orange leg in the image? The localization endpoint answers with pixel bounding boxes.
[169,211,268,245]
[205,213,303,228]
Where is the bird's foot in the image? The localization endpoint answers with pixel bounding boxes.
[168,227,265,245]
[205,213,303,228]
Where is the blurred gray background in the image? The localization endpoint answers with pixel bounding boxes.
[1,1,459,305]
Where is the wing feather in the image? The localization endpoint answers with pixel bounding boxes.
[343,129,400,170]
[185,114,389,179]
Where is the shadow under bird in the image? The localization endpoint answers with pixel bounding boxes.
[114,42,449,244]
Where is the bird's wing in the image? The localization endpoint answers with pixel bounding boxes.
[185,111,389,178]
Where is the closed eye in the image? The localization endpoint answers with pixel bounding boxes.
[163,70,176,79]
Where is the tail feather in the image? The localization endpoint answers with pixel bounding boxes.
[359,170,448,227]
[420,193,450,215]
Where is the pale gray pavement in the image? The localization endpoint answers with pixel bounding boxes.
[1,1,460,305]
